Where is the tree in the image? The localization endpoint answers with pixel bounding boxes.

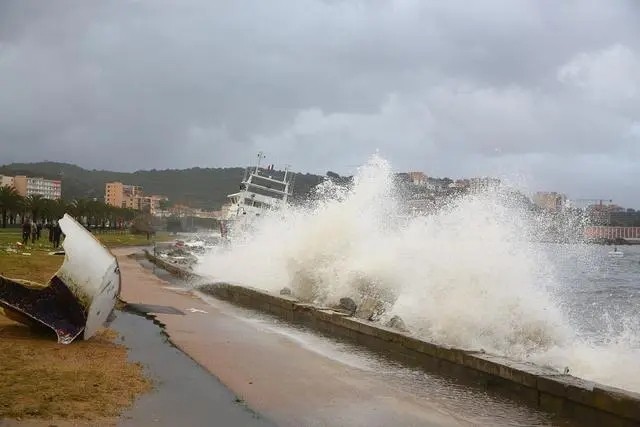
[0,186,22,228]
[71,198,90,225]
[52,199,70,220]
[87,199,110,228]
[23,194,45,222]
[40,199,56,222]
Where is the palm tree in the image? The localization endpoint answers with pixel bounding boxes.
[0,186,22,228]
[52,199,69,220]
[71,198,90,225]
[40,199,55,223]
[23,194,45,222]
[87,199,107,228]
[10,194,25,225]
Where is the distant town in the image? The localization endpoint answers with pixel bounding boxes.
[1,170,639,243]
[397,171,640,243]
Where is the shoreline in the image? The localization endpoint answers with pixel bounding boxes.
[142,249,640,427]
[117,248,586,426]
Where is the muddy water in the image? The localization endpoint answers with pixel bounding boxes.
[112,310,274,427]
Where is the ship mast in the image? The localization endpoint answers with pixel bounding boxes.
[283,164,291,204]
[255,151,266,174]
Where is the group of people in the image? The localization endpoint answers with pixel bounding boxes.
[21,219,63,248]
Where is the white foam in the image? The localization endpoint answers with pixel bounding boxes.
[196,154,640,392]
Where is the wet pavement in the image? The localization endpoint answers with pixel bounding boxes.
[113,310,273,427]
[114,249,575,427]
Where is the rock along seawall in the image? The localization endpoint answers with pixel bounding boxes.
[143,250,640,427]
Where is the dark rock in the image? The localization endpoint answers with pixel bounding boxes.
[338,297,357,315]
[384,315,407,331]
[280,287,292,296]
[354,296,387,321]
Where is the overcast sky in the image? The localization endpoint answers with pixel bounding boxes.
[1,1,639,206]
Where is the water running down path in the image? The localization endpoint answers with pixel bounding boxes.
[196,155,640,393]
[116,249,576,426]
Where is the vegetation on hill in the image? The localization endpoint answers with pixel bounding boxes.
[0,162,326,210]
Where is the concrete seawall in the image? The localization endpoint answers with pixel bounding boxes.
[143,250,640,427]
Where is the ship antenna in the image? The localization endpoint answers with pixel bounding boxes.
[255,151,265,174]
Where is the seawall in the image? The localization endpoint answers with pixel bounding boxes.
[143,250,640,427]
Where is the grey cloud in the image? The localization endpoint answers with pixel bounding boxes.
[0,0,639,205]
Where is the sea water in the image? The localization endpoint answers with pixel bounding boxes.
[196,155,640,392]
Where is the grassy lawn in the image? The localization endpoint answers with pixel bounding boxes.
[0,317,151,422]
[91,230,171,248]
[0,229,153,423]
[0,228,171,250]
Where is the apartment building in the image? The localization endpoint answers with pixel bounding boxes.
[138,195,168,215]
[533,192,567,212]
[105,181,166,214]
[105,182,143,208]
[12,175,62,200]
[0,175,15,188]
[407,172,427,186]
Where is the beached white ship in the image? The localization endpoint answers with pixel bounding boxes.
[219,152,294,240]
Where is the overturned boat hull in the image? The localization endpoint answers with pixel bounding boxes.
[0,214,121,344]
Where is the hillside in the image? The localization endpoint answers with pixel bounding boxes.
[0,162,326,210]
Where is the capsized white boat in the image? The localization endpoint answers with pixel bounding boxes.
[0,214,121,344]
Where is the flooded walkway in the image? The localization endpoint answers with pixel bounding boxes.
[115,249,573,427]
[115,310,273,427]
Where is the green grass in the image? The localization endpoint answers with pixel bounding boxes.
[90,231,171,248]
[0,227,171,283]
[0,228,171,249]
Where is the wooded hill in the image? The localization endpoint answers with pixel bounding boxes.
[0,162,327,210]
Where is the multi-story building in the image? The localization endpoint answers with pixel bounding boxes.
[584,226,640,242]
[469,177,501,191]
[138,195,168,215]
[407,172,427,186]
[13,175,62,200]
[425,177,446,192]
[0,175,15,188]
[533,192,567,212]
[105,182,143,209]
[105,181,166,214]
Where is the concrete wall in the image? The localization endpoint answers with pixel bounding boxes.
[144,249,197,280]
[144,251,640,427]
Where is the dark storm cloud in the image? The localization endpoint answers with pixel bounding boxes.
[1,0,639,205]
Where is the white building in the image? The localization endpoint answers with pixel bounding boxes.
[14,175,62,200]
[0,175,15,188]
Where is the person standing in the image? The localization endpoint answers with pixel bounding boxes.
[31,221,37,244]
[22,220,31,245]
[53,221,63,249]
